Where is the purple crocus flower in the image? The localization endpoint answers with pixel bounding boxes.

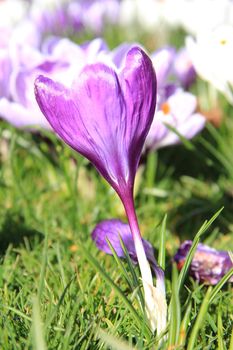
[173,47,196,89]
[145,46,205,151]
[92,219,166,293]
[35,47,167,334]
[145,89,206,150]
[30,0,120,37]
[0,49,11,99]
[0,37,107,129]
[34,47,156,198]
[174,240,233,285]
[151,46,176,88]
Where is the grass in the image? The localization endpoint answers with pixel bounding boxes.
[0,115,233,349]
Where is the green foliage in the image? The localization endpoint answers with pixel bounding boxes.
[1,120,233,349]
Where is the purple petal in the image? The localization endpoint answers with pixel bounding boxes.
[174,240,233,285]
[92,219,160,273]
[173,47,196,89]
[151,46,176,88]
[35,47,156,195]
[145,90,205,150]
[0,51,11,98]
[110,42,141,68]
[120,47,157,180]
[81,38,108,57]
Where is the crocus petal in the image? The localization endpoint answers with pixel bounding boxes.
[173,47,196,89]
[92,219,154,262]
[145,90,205,150]
[174,240,233,285]
[35,66,127,187]
[92,219,164,280]
[168,91,197,121]
[110,42,141,68]
[120,47,157,180]
[151,46,176,88]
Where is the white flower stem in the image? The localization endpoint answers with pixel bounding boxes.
[121,190,167,335]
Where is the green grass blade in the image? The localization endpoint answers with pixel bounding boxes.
[229,326,233,350]
[45,276,75,328]
[38,231,48,300]
[145,151,158,190]
[106,238,134,290]
[168,263,181,347]
[217,307,224,350]
[32,297,47,350]
[164,122,196,151]
[158,214,167,270]
[187,286,212,350]
[177,300,192,347]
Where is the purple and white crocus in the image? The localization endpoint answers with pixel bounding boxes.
[0,36,108,129]
[92,219,165,292]
[174,240,233,285]
[34,47,167,334]
[145,46,205,150]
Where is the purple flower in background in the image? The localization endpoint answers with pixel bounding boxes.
[145,46,205,151]
[92,219,165,293]
[0,37,107,129]
[173,47,196,89]
[0,50,11,99]
[68,0,120,34]
[174,240,233,285]
[35,47,167,334]
[30,0,120,37]
[145,90,206,150]
[151,46,176,88]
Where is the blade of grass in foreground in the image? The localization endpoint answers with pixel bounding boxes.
[106,238,134,291]
[217,307,224,350]
[187,286,212,350]
[38,230,48,300]
[177,300,192,347]
[158,214,167,271]
[168,263,181,348]
[78,243,151,340]
[229,326,233,350]
[177,207,224,292]
[32,297,47,350]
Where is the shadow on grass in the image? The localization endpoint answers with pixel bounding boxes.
[0,211,44,255]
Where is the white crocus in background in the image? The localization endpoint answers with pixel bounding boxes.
[0,0,28,29]
[119,0,233,37]
[186,25,233,104]
[120,0,164,31]
[161,0,233,35]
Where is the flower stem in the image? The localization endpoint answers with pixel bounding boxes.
[120,188,167,334]
[122,191,153,287]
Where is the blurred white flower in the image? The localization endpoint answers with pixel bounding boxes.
[119,0,233,35]
[161,0,233,35]
[186,25,233,104]
[0,0,28,28]
[119,0,164,31]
